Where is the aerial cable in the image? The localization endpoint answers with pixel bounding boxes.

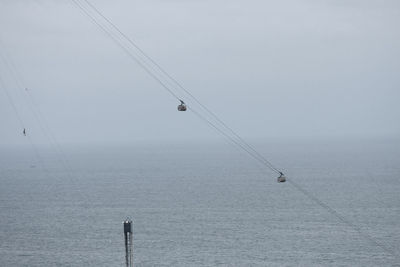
[70,0,181,101]
[71,0,283,175]
[0,75,47,172]
[25,87,73,178]
[288,179,397,258]
[79,0,282,174]
[24,89,68,157]
[80,0,190,96]
[189,106,397,258]
[2,43,73,177]
[189,106,280,173]
[0,38,71,177]
[0,75,25,130]
[66,2,398,258]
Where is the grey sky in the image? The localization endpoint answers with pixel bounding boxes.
[0,0,399,145]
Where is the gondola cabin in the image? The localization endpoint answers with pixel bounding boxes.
[177,100,187,111]
[178,104,187,111]
[277,173,286,183]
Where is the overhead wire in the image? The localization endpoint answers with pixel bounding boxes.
[0,43,64,175]
[189,106,279,172]
[69,0,278,174]
[65,0,398,258]
[0,38,74,178]
[69,0,281,175]
[70,0,182,101]
[80,0,282,175]
[0,0,393,260]
[24,87,73,178]
[288,179,397,258]
[0,73,47,172]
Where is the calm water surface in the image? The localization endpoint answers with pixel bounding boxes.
[0,139,399,266]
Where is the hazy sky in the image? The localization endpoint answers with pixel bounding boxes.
[0,0,399,145]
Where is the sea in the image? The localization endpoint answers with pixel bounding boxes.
[0,138,399,266]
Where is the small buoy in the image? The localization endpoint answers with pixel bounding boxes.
[277,172,286,183]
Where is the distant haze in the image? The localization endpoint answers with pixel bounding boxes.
[1,0,399,146]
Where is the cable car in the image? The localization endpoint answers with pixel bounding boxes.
[177,100,187,111]
[277,172,286,183]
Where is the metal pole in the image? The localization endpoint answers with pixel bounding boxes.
[124,232,129,267]
[129,230,133,267]
[123,220,133,267]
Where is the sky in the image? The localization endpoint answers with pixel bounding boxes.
[0,0,399,146]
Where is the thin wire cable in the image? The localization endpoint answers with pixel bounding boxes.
[72,0,282,175]
[70,0,181,101]
[192,98,398,257]
[81,0,282,174]
[0,75,48,172]
[66,1,399,258]
[0,39,72,178]
[81,0,184,92]
[288,178,397,258]
[25,88,73,177]
[71,0,272,169]
[190,106,280,173]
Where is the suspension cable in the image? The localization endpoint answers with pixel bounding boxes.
[79,0,282,174]
[189,106,279,173]
[69,0,282,174]
[0,75,48,172]
[63,1,399,258]
[70,0,181,101]
[288,179,397,257]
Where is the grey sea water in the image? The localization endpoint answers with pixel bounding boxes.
[0,138,399,266]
